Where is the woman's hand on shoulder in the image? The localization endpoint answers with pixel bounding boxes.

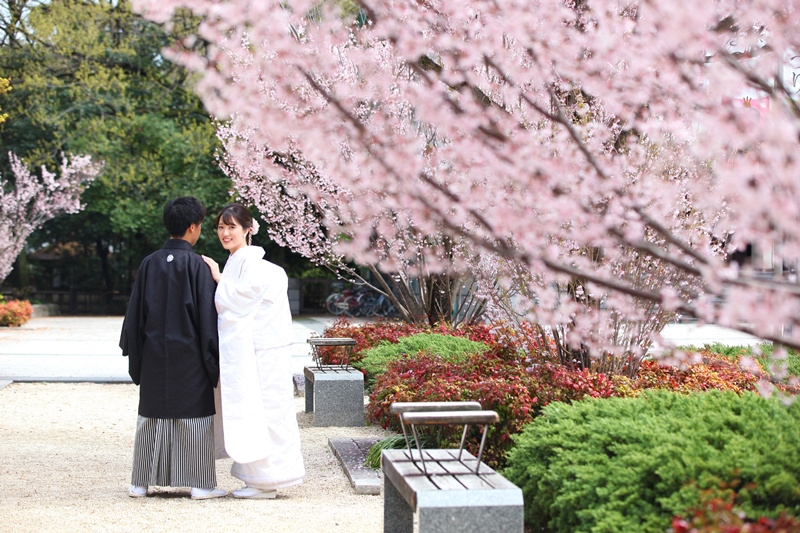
[201,255,221,283]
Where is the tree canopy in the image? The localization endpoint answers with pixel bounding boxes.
[0,0,232,295]
[130,0,800,371]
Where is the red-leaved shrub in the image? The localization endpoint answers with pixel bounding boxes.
[634,353,761,394]
[367,354,627,467]
[672,487,800,533]
[0,299,33,327]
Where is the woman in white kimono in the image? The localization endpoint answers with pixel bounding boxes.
[202,203,305,499]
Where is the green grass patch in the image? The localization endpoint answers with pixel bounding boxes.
[364,434,437,469]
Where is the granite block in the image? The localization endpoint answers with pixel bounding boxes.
[381,448,524,533]
[303,365,365,427]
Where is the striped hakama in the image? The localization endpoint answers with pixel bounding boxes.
[131,416,216,489]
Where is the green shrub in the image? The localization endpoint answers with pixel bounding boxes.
[502,390,800,533]
[686,342,754,359]
[353,332,489,387]
[751,343,800,379]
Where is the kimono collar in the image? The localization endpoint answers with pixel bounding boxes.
[229,245,266,263]
[162,239,194,251]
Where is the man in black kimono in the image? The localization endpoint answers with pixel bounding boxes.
[120,196,225,500]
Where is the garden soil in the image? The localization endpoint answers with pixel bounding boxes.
[0,382,393,533]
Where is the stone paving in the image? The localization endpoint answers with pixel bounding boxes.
[329,437,383,495]
[0,314,337,383]
[0,313,382,499]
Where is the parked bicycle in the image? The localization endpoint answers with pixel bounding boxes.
[325,286,397,318]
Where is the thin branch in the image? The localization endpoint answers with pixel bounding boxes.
[607,227,703,276]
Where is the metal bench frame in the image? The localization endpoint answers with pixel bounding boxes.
[303,337,363,427]
[307,336,357,369]
[389,401,498,475]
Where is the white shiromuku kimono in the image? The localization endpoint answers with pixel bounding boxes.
[213,245,305,491]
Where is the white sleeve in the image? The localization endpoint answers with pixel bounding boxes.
[262,264,288,303]
[217,258,270,315]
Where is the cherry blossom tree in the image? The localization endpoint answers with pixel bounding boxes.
[132,0,800,367]
[218,124,486,325]
[0,153,101,283]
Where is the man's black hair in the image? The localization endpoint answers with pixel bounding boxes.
[163,197,206,237]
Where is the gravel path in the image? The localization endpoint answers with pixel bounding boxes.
[0,382,393,533]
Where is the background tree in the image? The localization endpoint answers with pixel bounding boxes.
[0,152,100,283]
[0,0,233,299]
[0,75,8,123]
[0,76,101,285]
[132,0,800,368]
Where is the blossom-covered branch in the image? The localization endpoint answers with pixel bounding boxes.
[0,153,101,282]
[134,0,800,353]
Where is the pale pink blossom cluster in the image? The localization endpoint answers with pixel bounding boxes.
[218,120,485,324]
[133,0,800,358]
[0,153,101,282]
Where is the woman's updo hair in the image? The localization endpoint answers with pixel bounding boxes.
[216,203,254,245]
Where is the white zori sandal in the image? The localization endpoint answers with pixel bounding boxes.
[128,485,147,498]
[232,486,278,499]
[190,487,228,500]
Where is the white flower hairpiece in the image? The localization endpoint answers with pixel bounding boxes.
[250,218,260,236]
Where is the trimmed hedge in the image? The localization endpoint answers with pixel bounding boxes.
[317,317,546,365]
[354,332,489,387]
[502,390,800,533]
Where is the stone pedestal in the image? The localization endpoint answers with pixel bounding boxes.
[382,449,524,533]
[303,365,364,427]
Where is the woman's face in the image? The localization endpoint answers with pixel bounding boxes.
[217,217,248,254]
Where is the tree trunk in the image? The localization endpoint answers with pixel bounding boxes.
[95,238,114,294]
[427,273,454,326]
[11,249,31,291]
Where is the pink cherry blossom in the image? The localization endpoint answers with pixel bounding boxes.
[0,153,101,283]
[132,0,800,361]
